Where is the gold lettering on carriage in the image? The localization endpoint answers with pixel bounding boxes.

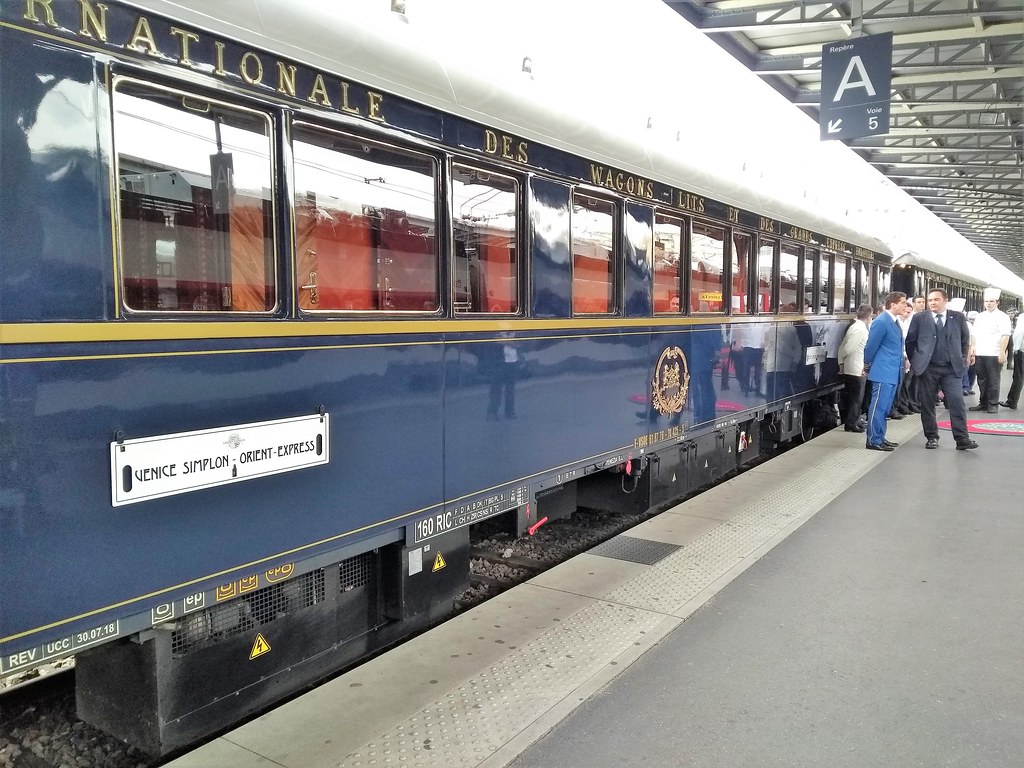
[21,0,387,123]
[786,226,811,243]
[484,130,529,163]
[677,192,705,214]
[633,425,683,450]
[589,165,655,200]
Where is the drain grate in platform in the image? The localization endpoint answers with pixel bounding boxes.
[588,535,680,565]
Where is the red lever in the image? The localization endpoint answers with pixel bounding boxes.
[528,516,549,536]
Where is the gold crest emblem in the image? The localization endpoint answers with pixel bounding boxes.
[651,346,689,415]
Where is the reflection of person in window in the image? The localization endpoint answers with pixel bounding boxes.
[764,313,802,400]
[688,326,719,423]
[484,334,519,420]
[732,322,763,396]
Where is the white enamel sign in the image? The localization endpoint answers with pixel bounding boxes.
[111,414,329,506]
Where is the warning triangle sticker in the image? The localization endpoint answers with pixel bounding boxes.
[249,633,271,660]
[432,552,446,572]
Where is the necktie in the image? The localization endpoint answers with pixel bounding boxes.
[935,313,943,330]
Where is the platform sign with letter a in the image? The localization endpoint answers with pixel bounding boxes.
[820,32,893,141]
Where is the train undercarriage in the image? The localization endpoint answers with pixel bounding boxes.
[74,391,839,756]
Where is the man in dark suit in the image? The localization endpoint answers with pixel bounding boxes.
[863,291,909,451]
[904,288,978,450]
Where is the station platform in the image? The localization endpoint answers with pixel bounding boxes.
[167,376,1024,768]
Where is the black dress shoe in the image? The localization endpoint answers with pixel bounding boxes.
[888,412,904,420]
[968,404,988,411]
[866,443,895,452]
[999,401,1017,409]
[956,440,979,450]
[986,406,998,413]
[925,437,939,449]
[844,425,865,433]
[882,440,899,448]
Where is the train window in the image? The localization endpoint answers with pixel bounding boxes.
[292,126,438,312]
[779,243,800,312]
[833,256,848,311]
[803,249,817,314]
[756,238,777,313]
[849,260,859,306]
[831,259,839,313]
[878,266,891,301]
[690,220,725,313]
[861,262,873,308]
[653,213,684,314]
[731,231,752,314]
[452,164,519,314]
[820,252,832,312]
[845,260,856,311]
[572,194,616,315]
[113,80,276,313]
[850,260,861,310]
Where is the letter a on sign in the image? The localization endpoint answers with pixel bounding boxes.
[833,57,877,102]
[432,552,446,572]
[250,632,272,660]
[820,32,892,141]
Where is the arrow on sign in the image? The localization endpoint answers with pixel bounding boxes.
[827,118,843,134]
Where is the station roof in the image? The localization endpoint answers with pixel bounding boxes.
[666,0,1024,278]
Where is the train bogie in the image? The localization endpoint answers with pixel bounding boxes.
[75,530,469,754]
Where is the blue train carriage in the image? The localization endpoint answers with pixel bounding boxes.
[891,252,1023,313]
[1,0,896,754]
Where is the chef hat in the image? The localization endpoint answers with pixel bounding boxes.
[983,287,1001,301]
[947,297,966,312]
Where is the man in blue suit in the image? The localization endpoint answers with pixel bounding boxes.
[905,288,978,450]
[863,291,909,451]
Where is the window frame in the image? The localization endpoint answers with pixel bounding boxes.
[570,191,621,317]
[820,251,833,313]
[779,241,802,314]
[290,121,443,315]
[755,235,779,315]
[449,159,524,317]
[729,228,754,315]
[689,217,728,315]
[111,75,280,317]
[652,209,687,315]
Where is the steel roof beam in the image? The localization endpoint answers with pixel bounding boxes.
[754,40,1022,74]
[881,127,1021,136]
[762,21,1024,57]
[868,160,1023,171]
[693,1,1022,32]
[854,135,1022,151]
[794,81,1022,105]
[858,148,1021,159]
[910,201,1021,210]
